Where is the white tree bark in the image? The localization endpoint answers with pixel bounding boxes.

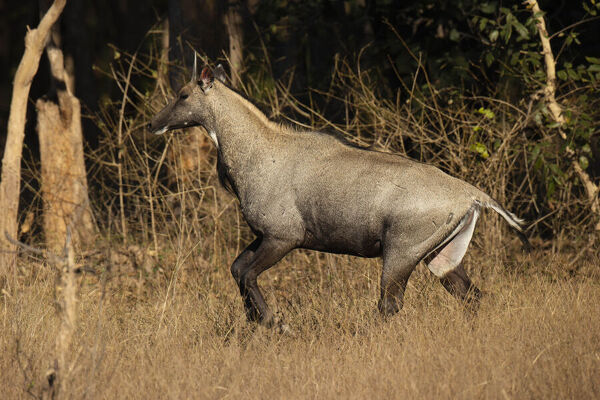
[0,0,67,274]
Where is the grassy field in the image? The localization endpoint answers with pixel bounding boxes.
[1,242,599,399]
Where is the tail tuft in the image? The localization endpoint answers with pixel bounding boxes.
[485,201,532,252]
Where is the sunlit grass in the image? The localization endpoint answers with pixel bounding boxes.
[1,248,598,399]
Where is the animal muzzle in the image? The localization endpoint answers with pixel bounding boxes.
[147,122,169,135]
[148,102,175,135]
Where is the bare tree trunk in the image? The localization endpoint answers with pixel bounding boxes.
[0,0,67,275]
[41,229,77,399]
[224,0,244,88]
[36,1,96,253]
[526,0,600,231]
[63,0,99,150]
[7,227,78,399]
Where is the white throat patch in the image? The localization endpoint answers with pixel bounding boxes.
[209,130,219,148]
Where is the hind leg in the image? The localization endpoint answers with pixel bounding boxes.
[378,245,419,316]
[440,264,481,305]
[427,208,481,306]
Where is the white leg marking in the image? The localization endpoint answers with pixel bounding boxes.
[428,208,479,277]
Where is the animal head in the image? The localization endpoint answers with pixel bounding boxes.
[148,56,227,135]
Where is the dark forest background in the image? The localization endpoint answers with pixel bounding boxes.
[3,1,599,138]
[1,0,600,246]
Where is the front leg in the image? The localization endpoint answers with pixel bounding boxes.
[230,236,293,325]
[231,238,262,321]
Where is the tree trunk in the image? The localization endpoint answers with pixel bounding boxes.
[64,0,99,149]
[41,229,77,399]
[527,0,600,231]
[0,0,67,275]
[167,0,188,90]
[224,0,244,88]
[36,3,96,252]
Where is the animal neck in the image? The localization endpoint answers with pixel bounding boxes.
[208,85,282,165]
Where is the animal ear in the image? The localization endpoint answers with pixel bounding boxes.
[199,67,214,91]
[214,64,227,84]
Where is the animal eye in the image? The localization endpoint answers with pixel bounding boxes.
[180,94,189,100]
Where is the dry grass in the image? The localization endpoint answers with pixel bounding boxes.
[1,246,599,399]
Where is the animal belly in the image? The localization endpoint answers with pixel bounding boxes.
[302,218,382,258]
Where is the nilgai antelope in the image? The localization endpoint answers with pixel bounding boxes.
[148,60,530,327]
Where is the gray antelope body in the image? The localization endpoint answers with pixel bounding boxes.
[149,62,529,325]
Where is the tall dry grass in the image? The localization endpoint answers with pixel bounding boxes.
[1,249,599,399]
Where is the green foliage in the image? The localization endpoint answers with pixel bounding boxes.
[470,142,490,159]
[466,1,599,204]
[477,107,495,120]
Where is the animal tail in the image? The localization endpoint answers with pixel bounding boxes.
[482,199,532,251]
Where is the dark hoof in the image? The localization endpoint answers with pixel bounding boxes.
[377,298,401,317]
[244,301,261,322]
[461,286,483,314]
[252,312,294,336]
